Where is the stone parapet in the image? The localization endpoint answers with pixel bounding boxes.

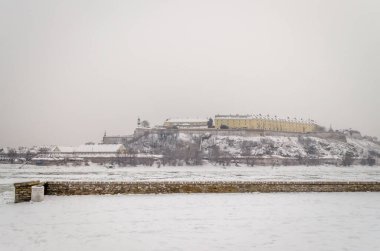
[134,127,347,142]
[15,181,380,202]
[44,181,380,196]
[14,181,42,203]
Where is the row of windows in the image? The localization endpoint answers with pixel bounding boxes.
[215,119,315,132]
[216,122,313,128]
[216,120,312,125]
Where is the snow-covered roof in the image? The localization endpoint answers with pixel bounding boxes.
[165,118,208,123]
[54,146,74,153]
[32,157,65,161]
[54,144,125,153]
[103,135,133,138]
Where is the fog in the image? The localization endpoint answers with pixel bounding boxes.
[0,0,379,147]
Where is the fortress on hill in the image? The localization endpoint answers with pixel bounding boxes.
[103,114,325,145]
[163,114,319,133]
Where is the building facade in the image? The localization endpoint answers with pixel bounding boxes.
[214,114,317,133]
[51,144,126,158]
[102,135,133,145]
[163,118,208,128]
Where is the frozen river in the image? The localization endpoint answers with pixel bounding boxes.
[1,193,380,251]
[1,164,380,204]
[2,164,380,184]
[1,164,380,250]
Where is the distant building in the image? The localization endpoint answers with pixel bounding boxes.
[163,118,208,128]
[214,114,317,133]
[51,144,126,158]
[340,129,362,139]
[101,131,133,145]
[102,135,133,145]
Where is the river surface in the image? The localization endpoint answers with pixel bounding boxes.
[2,164,380,204]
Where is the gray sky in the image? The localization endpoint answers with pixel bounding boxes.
[1,0,379,147]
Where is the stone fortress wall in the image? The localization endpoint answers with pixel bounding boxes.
[134,127,347,142]
[14,180,380,202]
[214,114,317,133]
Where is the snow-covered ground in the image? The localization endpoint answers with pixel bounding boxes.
[1,164,380,205]
[1,164,380,250]
[1,193,380,251]
[131,131,380,159]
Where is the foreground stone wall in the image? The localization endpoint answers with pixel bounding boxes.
[44,181,380,196]
[14,181,41,203]
[14,181,380,202]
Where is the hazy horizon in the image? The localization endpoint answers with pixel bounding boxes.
[1,0,379,147]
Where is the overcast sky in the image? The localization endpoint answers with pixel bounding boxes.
[1,0,379,147]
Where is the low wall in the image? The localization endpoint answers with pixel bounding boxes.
[14,181,380,202]
[44,181,380,196]
[14,181,42,203]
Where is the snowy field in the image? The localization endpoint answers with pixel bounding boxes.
[1,193,380,251]
[1,164,380,204]
[1,165,380,250]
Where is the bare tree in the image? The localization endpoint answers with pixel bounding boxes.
[342,151,354,166]
[38,147,50,155]
[126,148,138,166]
[7,149,18,164]
[208,145,220,164]
[141,120,150,128]
[367,156,376,166]
[207,118,214,128]
[218,150,232,166]
[25,150,34,161]
[241,141,252,157]
[115,150,123,166]
[241,141,256,166]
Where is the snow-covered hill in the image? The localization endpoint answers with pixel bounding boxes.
[128,131,380,163]
[202,135,380,159]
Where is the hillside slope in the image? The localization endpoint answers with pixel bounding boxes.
[128,130,380,164]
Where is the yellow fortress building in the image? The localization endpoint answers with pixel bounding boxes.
[214,114,318,133]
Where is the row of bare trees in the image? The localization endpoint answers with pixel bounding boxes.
[161,142,202,166]
[1,147,51,164]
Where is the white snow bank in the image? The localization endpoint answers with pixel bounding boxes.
[1,193,380,251]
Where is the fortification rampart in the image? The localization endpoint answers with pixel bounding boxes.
[134,128,347,142]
